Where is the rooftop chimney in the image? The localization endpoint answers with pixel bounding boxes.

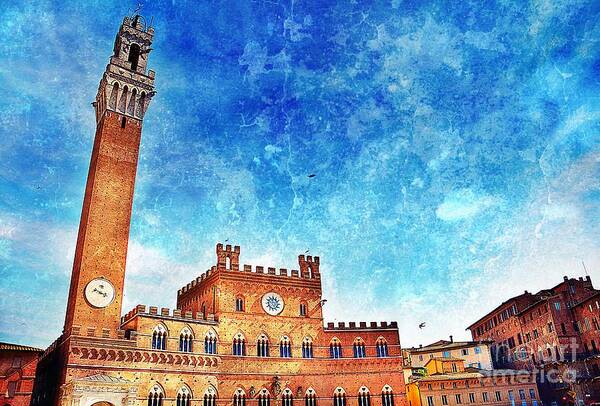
[449,335,454,343]
[564,276,568,281]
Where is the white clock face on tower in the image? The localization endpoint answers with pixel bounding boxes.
[262,292,284,316]
[84,278,115,308]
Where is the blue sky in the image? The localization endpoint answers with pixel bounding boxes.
[0,0,599,349]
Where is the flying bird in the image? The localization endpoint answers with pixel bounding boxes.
[308,174,316,178]
[419,322,426,329]
[305,250,310,254]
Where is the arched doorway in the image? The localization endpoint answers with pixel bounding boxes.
[91,403,114,406]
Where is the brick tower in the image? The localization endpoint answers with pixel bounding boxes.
[63,15,155,339]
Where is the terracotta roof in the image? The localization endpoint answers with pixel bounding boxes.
[408,340,491,353]
[427,357,465,362]
[0,342,43,352]
[417,372,483,382]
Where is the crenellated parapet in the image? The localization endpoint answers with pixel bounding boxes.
[178,243,322,300]
[324,321,399,331]
[120,304,217,325]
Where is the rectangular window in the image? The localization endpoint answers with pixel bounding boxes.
[419,355,424,361]
[519,390,526,400]
[548,322,554,333]
[495,392,501,401]
[561,323,567,335]
[533,329,539,339]
[468,393,475,403]
[482,392,489,403]
[427,396,434,406]
[529,389,536,399]
[299,304,307,316]
[441,395,448,406]
[443,350,451,358]
[474,346,481,354]
[509,391,514,401]
[461,348,469,355]
[554,302,561,311]
[455,394,462,404]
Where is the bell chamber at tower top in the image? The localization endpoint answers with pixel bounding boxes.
[93,15,156,124]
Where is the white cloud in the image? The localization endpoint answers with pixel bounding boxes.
[436,189,499,221]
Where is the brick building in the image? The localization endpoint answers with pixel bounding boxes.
[25,14,408,406]
[467,276,600,404]
[467,276,597,369]
[0,343,42,406]
[405,358,539,406]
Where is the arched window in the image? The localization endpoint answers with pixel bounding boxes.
[333,388,346,406]
[302,337,314,359]
[203,387,217,406]
[258,389,270,406]
[305,388,317,406]
[236,297,244,312]
[353,338,366,358]
[129,43,141,71]
[152,325,167,350]
[179,327,193,352]
[233,389,246,406]
[280,336,292,358]
[108,82,119,109]
[137,92,146,118]
[201,302,207,316]
[176,386,192,406]
[330,338,342,359]
[307,265,313,278]
[282,388,293,406]
[357,387,370,406]
[381,386,394,406]
[118,85,129,112]
[299,303,307,316]
[376,337,389,357]
[147,385,164,406]
[233,333,246,356]
[205,330,217,354]
[127,88,137,116]
[257,334,269,357]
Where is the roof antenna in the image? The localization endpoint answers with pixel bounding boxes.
[582,260,589,276]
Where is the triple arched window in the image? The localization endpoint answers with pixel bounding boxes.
[203,387,217,406]
[282,388,294,406]
[179,327,193,353]
[205,330,217,354]
[152,325,167,350]
[302,337,314,359]
[280,336,292,358]
[353,338,366,358]
[176,386,192,406]
[305,388,317,406]
[376,337,389,357]
[333,388,346,406]
[148,385,164,406]
[233,389,246,406]
[233,333,246,356]
[381,386,394,406]
[257,334,270,357]
[330,338,342,359]
[258,389,271,406]
[357,387,370,406]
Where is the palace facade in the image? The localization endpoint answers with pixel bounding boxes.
[23,14,407,406]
